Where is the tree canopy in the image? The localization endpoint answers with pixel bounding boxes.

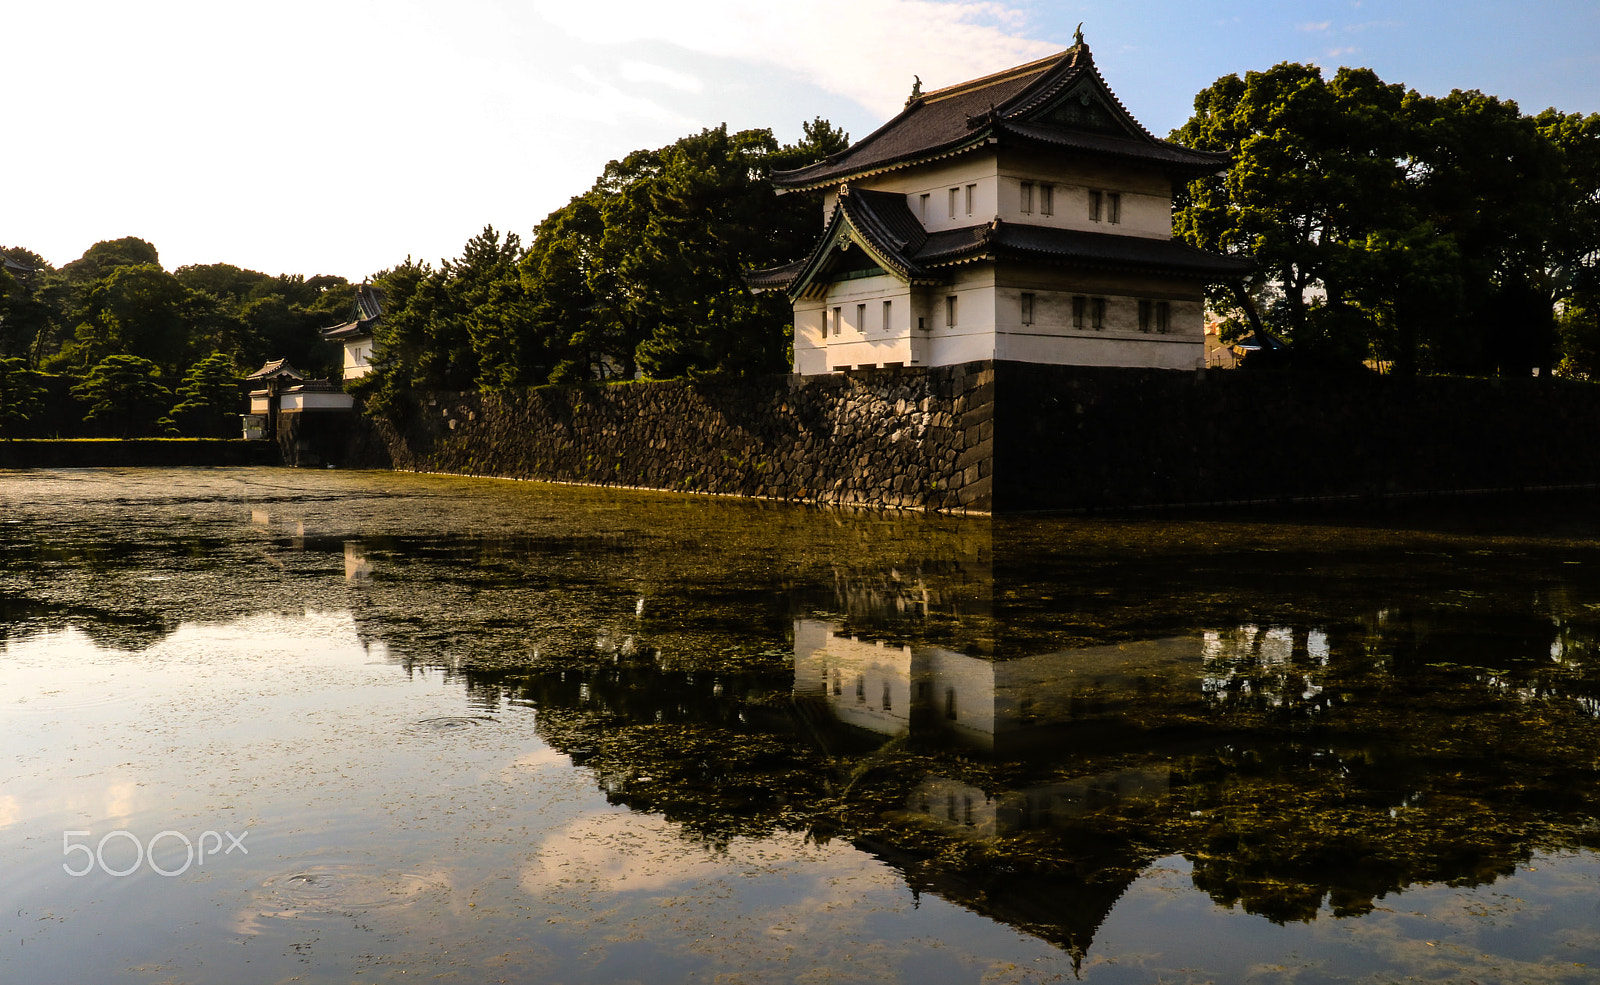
[358,119,848,411]
[1174,63,1600,375]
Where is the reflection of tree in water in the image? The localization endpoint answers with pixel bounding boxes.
[14,475,1600,960]
[379,598,1600,955]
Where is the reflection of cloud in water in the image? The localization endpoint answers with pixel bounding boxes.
[501,745,573,775]
[520,811,943,970]
[524,811,740,893]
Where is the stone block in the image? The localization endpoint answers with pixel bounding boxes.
[957,474,993,510]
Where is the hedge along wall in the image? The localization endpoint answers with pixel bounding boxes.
[360,362,997,511]
[356,361,1600,513]
[0,439,278,469]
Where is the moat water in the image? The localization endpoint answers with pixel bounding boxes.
[5,468,1600,984]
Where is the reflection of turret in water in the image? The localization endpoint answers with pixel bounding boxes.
[905,769,1170,838]
[793,617,1205,754]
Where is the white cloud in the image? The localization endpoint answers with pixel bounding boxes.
[531,0,1059,118]
[1298,21,1332,32]
[558,66,703,129]
[620,60,706,93]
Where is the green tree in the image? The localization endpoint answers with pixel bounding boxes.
[168,351,242,437]
[0,355,46,438]
[1,248,65,367]
[1176,65,1583,375]
[1406,88,1565,375]
[1538,109,1600,372]
[519,119,848,382]
[351,257,433,416]
[1174,64,1420,367]
[61,237,161,283]
[51,263,201,375]
[71,354,172,437]
[1556,300,1600,380]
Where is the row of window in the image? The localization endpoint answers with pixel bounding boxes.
[828,295,1171,335]
[829,296,952,334]
[914,183,1124,222]
[828,300,896,335]
[828,669,959,719]
[916,185,980,221]
[1023,294,1169,332]
[1026,294,1167,332]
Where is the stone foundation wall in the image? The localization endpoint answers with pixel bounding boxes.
[353,361,1600,513]
[359,363,997,510]
[992,364,1600,510]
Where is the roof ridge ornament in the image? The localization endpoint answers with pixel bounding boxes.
[1074,23,1084,47]
[906,75,922,107]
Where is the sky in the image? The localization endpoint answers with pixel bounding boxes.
[7,0,1598,282]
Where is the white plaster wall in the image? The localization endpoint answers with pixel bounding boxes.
[852,153,999,232]
[818,272,917,369]
[793,299,829,374]
[997,152,1174,239]
[921,267,997,367]
[991,286,1205,368]
[343,341,374,380]
[281,390,355,411]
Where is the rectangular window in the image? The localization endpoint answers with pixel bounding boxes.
[1139,299,1152,333]
[856,303,866,333]
[945,687,958,721]
[1156,300,1170,334]
[1020,292,1035,326]
[1107,192,1122,224]
[1020,181,1034,214]
[882,682,892,711]
[855,674,866,702]
[1089,189,1102,222]
[1092,297,1106,330]
[949,187,959,219]
[882,299,892,331]
[831,306,842,336]
[945,295,957,327]
[1041,184,1054,216]
[1072,295,1086,329]
[965,183,975,216]
[919,193,929,220]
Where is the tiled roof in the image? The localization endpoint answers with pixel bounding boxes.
[245,358,306,381]
[286,378,346,393]
[744,259,808,292]
[748,188,1252,294]
[320,319,370,341]
[772,44,1225,191]
[942,221,1255,279]
[321,282,384,341]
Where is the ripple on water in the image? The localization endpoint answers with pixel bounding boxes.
[407,715,495,733]
[250,864,449,921]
